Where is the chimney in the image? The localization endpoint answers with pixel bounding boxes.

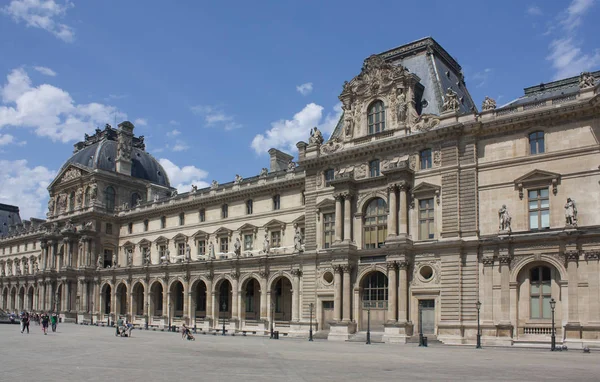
[268,148,294,172]
[116,121,135,175]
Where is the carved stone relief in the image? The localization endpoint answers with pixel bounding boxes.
[411,259,441,286]
[61,168,81,183]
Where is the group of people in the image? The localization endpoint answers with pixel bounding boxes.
[18,311,58,335]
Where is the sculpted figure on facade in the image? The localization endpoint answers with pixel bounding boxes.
[61,168,81,183]
[90,184,98,200]
[343,107,354,138]
[191,184,198,193]
[481,96,497,111]
[565,198,578,227]
[579,72,596,89]
[112,253,118,268]
[396,87,408,124]
[442,87,460,112]
[411,114,440,132]
[263,232,271,254]
[234,174,243,185]
[84,221,94,231]
[208,241,215,259]
[308,126,324,145]
[63,219,75,232]
[498,204,512,231]
[287,160,296,172]
[211,180,219,190]
[293,223,303,252]
[234,237,241,257]
[127,249,133,266]
[57,193,67,213]
[75,188,83,207]
[185,244,191,261]
[48,197,55,215]
[144,249,151,265]
[97,255,103,269]
[260,168,269,178]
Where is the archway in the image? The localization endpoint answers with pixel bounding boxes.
[169,281,184,318]
[18,287,25,312]
[101,284,112,315]
[150,282,163,316]
[194,280,207,318]
[27,287,34,311]
[116,283,127,317]
[242,278,261,321]
[516,262,562,338]
[132,283,145,316]
[271,276,292,322]
[360,271,388,331]
[216,279,232,319]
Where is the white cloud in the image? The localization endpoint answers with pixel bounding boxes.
[546,0,599,80]
[133,118,147,126]
[168,120,179,126]
[0,159,56,219]
[33,66,56,76]
[0,134,15,146]
[170,141,189,152]
[296,82,313,96]
[0,67,126,142]
[251,102,342,155]
[527,5,543,16]
[166,129,180,137]
[2,0,75,42]
[471,68,493,88]
[158,158,209,193]
[190,104,242,131]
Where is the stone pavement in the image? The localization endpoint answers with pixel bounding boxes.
[0,324,599,382]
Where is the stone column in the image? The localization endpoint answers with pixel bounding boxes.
[267,291,273,324]
[334,195,343,243]
[163,289,169,322]
[387,262,397,322]
[33,286,39,311]
[586,251,600,323]
[342,265,352,322]
[50,241,57,271]
[397,261,409,323]
[482,256,494,323]
[67,240,73,268]
[231,275,239,321]
[205,279,213,322]
[291,269,301,322]
[259,277,268,321]
[499,254,511,324]
[399,185,408,237]
[187,291,193,325]
[387,185,398,238]
[333,265,343,322]
[566,251,580,324]
[343,194,353,242]
[210,292,217,326]
[61,282,68,313]
[41,242,48,270]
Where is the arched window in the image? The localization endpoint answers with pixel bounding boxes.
[105,186,116,211]
[363,198,388,249]
[131,192,141,207]
[529,131,545,155]
[369,160,380,177]
[530,266,552,319]
[367,101,385,134]
[69,191,75,211]
[362,272,388,308]
[221,204,228,219]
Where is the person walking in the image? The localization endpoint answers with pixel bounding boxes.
[41,312,49,335]
[19,311,26,333]
[22,312,30,334]
[50,313,58,332]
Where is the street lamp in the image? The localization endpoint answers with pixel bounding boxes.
[222,301,227,336]
[270,301,275,339]
[90,301,94,326]
[168,301,172,332]
[476,301,482,349]
[550,298,556,351]
[366,303,371,345]
[145,301,149,330]
[309,303,314,342]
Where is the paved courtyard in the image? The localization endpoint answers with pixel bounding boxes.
[0,324,599,382]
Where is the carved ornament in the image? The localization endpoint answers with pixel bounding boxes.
[61,168,81,183]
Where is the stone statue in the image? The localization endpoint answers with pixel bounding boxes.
[47,197,55,214]
[185,244,191,261]
[136,197,142,207]
[75,188,83,207]
[263,232,271,254]
[170,190,178,197]
[191,184,198,193]
[127,249,133,266]
[565,198,578,227]
[396,88,407,123]
[90,184,98,200]
[308,127,324,145]
[112,253,117,268]
[234,174,243,185]
[97,255,103,269]
[153,193,160,202]
[260,168,269,177]
[145,249,151,265]
[579,72,596,89]
[122,202,129,210]
[64,219,75,232]
[208,241,215,259]
[498,204,512,232]
[234,237,241,257]
[34,261,39,273]
[211,180,219,190]
[442,88,460,112]
[57,193,67,213]
[287,160,296,172]
[481,96,497,111]
[343,108,354,137]
[293,223,303,252]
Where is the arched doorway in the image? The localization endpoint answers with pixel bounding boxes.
[18,287,25,312]
[271,277,292,322]
[216,279,232,319]
[194,280,207,318]
[116,284,127,317]
[170,281,184,319]
[101,284,112,316]
[132,283,145,316]
[150,282,163,316]
[516,262,562,338]
[242,278,260,321]
[360,271,388,331]
[27,287,34,311]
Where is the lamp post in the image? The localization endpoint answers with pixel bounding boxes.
[168,301,172,332]
[309,303,314,342]
[270,301,275,339]
[193,301,197,334]
[418,301,424,347]
[550,298,556,351]
[476,301,482,349]
[222,301,226,336]
[366,304,371,345]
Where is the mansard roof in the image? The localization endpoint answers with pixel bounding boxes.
[0,204,21,239]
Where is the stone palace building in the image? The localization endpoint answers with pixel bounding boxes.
[1,37,599,347]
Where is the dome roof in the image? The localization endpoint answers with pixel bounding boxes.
[62,127,170,187]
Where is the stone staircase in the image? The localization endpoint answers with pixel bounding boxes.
[347,331,384,343]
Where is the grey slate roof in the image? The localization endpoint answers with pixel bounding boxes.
[502,70,600,109]
[0,204,21,238]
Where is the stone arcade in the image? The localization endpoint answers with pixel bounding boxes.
[1,37,600,347]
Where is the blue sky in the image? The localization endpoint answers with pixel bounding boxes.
[0,0,599,219]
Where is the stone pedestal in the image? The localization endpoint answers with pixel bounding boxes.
[241,319,267,334]
[288,321,311,338]
[382,321,413,344]
[327,321,357,341]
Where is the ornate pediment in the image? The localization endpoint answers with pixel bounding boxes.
[341,55,408,99]
[514,169,561,199]
[213,227,233,237]
[137,239,151,247]
[316,198,335,209]
[191,230,209,239]
[48,164,90,190]
[172,233,188,243]
[411,182,441,207]
[238,223,258,233]
[264,219,286,231]
[154,236,169,245]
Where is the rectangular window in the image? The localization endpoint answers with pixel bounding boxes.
[24,243,28,251]
[104,249,112,268]
[244,234,253,251]
[271,231,281,248]
[179,213,185,226]
[33,242,36,250]
[199,209,206,222]
[143,220,149,232]
[325,169,335,183]
[529,132,545,155]
[106,223,113,235]
[222,205,228,219]
[246,200,253,215]
[323,213,335,249]
[197,240,205,256]
[220,237,228,253]
[420,149,432,169]
[161,216,166,229]
[273,195,281,210]
[369,160,380,177]
[178,243,185,257]
[141,246,148,260]
[528,188,550,230]
[128,223,133,234]
[159,245,166,259]
[418,198,435,240]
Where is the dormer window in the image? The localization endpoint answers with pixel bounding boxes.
[369,160,380,177]
[529,131,545,155]
[368,100,385,134]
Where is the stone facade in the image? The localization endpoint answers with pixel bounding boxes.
[1,37,600,347]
